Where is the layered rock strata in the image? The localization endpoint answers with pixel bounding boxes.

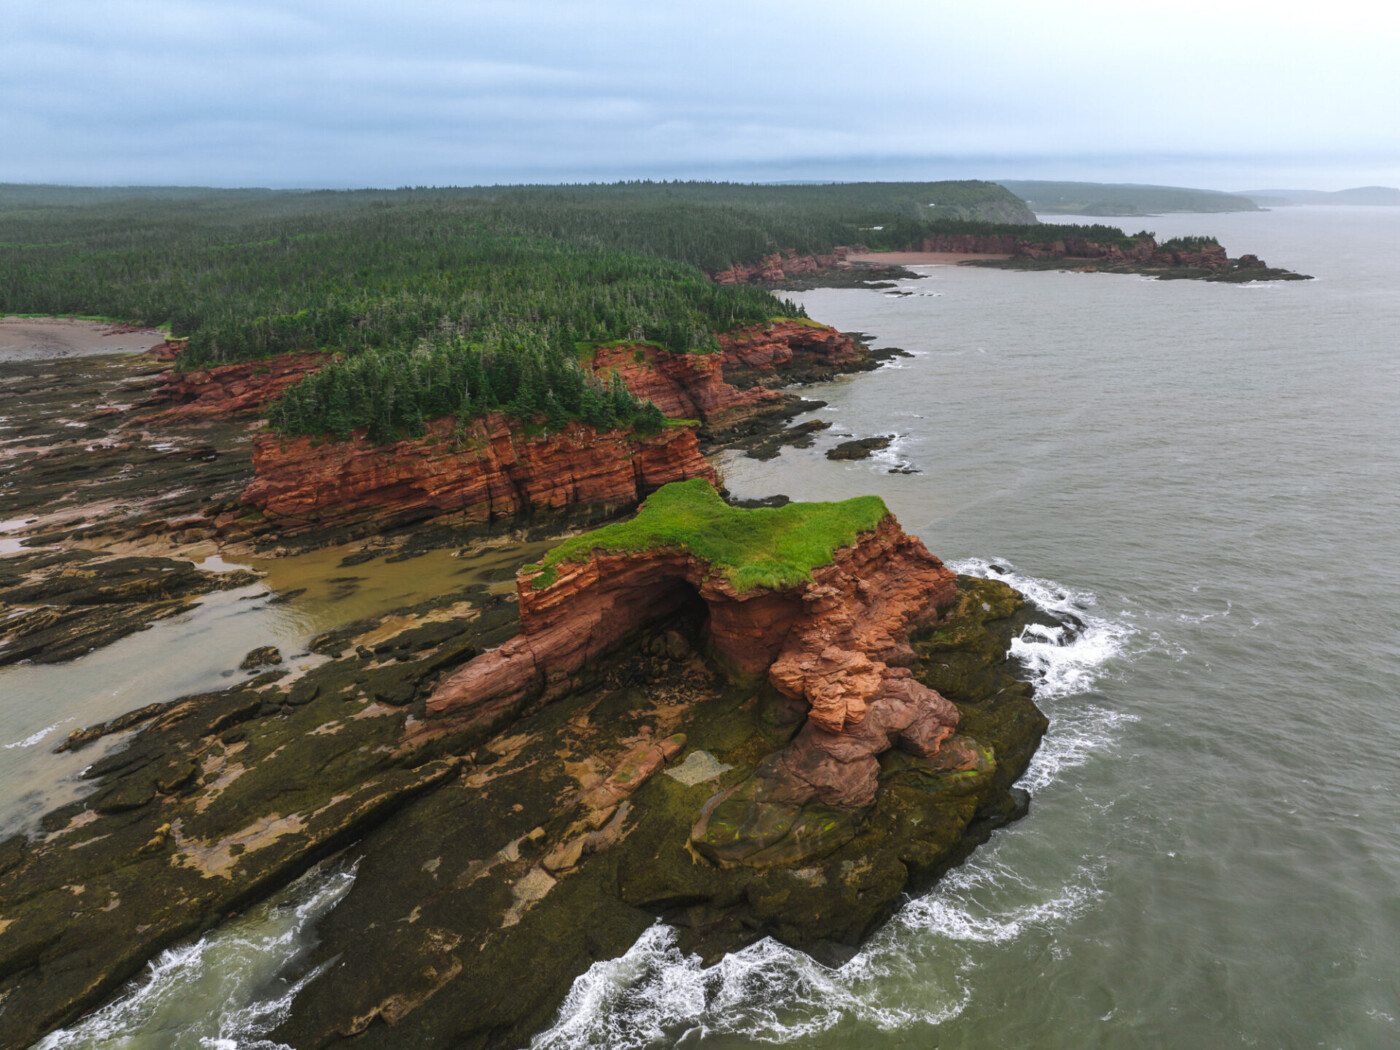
[242,415,716,531]
[240,321,867,530]
[422,491,963,862]
[709,246,858,284]
[715,318,868,379]
[139,351,328,424]
[587,342,784,429]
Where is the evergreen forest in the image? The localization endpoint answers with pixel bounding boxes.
[0,180,1154,441]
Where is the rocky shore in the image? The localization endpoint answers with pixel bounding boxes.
[0,481,1055,1049]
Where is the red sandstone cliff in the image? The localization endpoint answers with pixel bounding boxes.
[421,508,960,812]
[715,319,866,377]
[241,414,717,530]
[709,246,860,285]
[586,320,865,430]
[230,322,866,530]
[140,352,328,424]
[588,343,783,429]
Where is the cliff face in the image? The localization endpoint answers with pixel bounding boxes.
[588,343,784,430]
[716,318,866,378]
[709,246,858,285]
[423,510,961,824]
[242,415,716,531]
[140,352,328,424]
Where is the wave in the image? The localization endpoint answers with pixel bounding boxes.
[3,719,71,750]
[948,556,1139,794]
[33,857,358,1050]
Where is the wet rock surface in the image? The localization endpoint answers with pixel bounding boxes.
[0,330,1057,1050]
[271,573,1049,1050]
[0,549,260,665]
[827,435,895,461]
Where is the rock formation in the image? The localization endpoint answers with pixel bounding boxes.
[422,481,964,864]
[238,321,868,531]
[587,342,784,429]
[711,236,1284,281]
[715,318,867,378]
[138,351,328,424]
[709,246,858,284]
[242,414,716,531]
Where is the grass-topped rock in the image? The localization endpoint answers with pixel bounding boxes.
[525,477,888,593]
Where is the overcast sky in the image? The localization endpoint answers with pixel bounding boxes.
[3,0,1397,190]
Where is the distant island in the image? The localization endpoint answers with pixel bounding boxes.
[1238,186,1400,207]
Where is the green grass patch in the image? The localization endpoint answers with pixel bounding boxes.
[768,316,832,329]
[533,479,889,593]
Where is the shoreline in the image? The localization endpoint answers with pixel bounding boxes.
[0,317,168,361]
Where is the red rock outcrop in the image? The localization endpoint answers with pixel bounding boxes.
[584,321,865,432]
[588,343,783,429]
[140,351,327,424]
[421,504,959,812]
[145,338,188,362]
[241,414,717,531]
[709,246,859,284]
[715,319,867,377]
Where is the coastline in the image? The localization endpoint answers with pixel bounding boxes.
[844,250,1013,265]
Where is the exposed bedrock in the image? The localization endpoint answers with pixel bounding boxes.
[241,414,716,532]
[708,246,859,284]
[138,351,329,424]
[715,317,868,380]
[421,500,962,865]
[587,341,784,430]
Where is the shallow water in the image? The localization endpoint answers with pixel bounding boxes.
[0,539,549,837]
[535,208,1400,1049]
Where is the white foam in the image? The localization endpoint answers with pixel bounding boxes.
[949,556,1135,702]
[33,857,358,1050]
[533,924,970,1050]
[3,719,71,750]
[949,557,1139,793]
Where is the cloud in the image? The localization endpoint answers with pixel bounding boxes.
[2,0,1398,187]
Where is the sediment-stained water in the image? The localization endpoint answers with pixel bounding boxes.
[6,207,1400,1048]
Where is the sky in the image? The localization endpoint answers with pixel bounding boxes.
[3,0,1398,191]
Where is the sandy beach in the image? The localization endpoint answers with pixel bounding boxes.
[0,317,167,360]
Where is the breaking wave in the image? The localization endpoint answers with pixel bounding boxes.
[33,857,358,1050]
